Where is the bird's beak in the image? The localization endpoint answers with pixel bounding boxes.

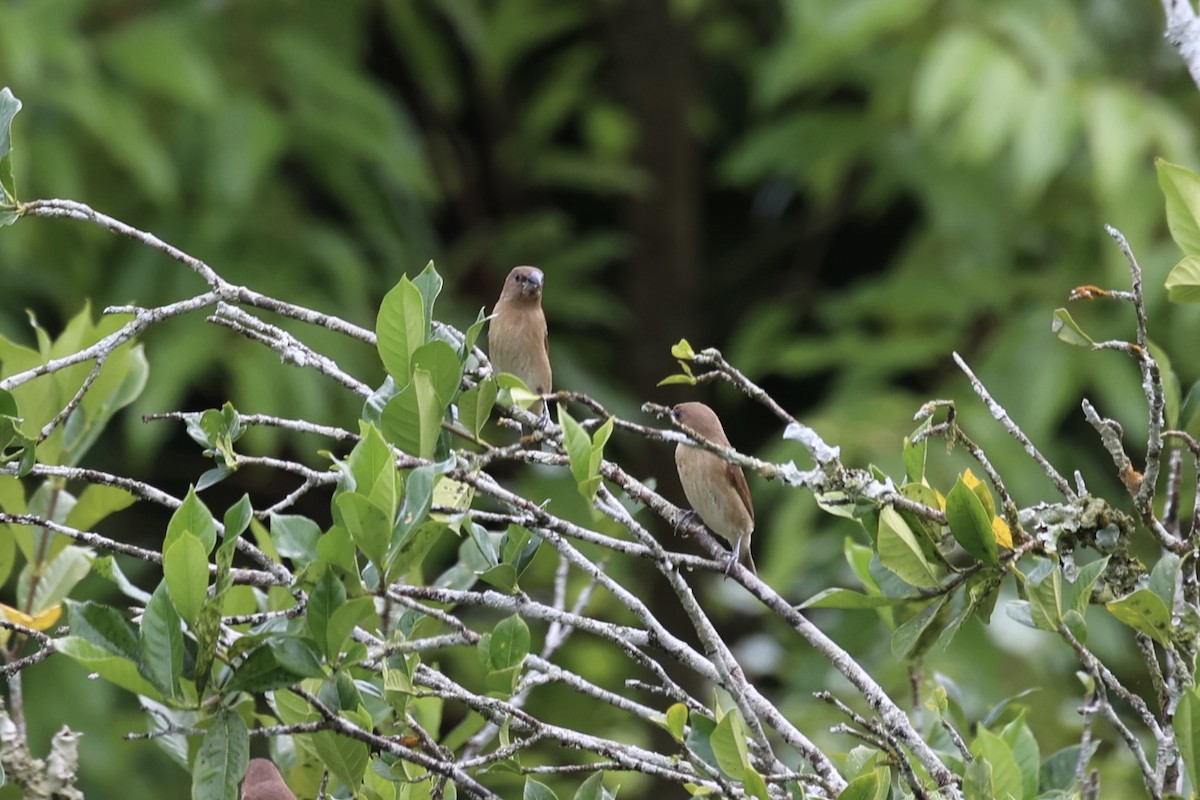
[523,271,544,297]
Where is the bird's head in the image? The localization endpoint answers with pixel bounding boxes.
[504,266,545,302]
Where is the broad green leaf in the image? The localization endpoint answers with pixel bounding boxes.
[0,87,21,204]
[381,369,441,458]
[26,545,93,615]
[836,769,886,800]
[412,340,462,407]
[459,379,498,438]
[488,614,530,671]
[742,767,770,800]
[336,493,391,571]
[1166,256,1200,303]
[1000,712,1040,800]
[798,588,905,609]
[1065,557,1109,616]
[876,506,939,589]
[574,772,610,800]
[377,277,426,385]
[970,727,1022,800]
[165,487,218,553]
[225,645,308,694]
[523,779,558,800]
[347,423,397,517]
[139,583,183,700]
[64,485,136,532]
[663,703,688,743]
[710,711,749,781]
[54,636,161,698]
[388,521,446,580]
[1158,158,1200,257]
[191,710,249,800]
[1175,686,1200,793]
[66,599,139,659]
[270,513,321,564]
[945,478,999,566]
[222,495,253,539]
[307,568,347,661]
[325,597,375,662]
[163,532,209,625]
[891,595,948,661]
[1026,562,1064,632]
[1106,588,1172,646]
[1051,308,1095,347]
[313,726,370,789]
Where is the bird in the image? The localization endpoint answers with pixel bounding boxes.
[488,266,552,417]
[672,402,756,576]
[241,759,297,800]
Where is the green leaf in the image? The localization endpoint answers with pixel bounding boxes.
[797,588,905,610]
[459,379,498,439]
[891,595,948,661]
[347,423,397,517]
[165,487,218,554]
[191,710,249,800]
[573,772,610,800]
[412,339,463,407]
[54,636,161,698]
[1050,307,1095,347]
[313,726,370,789]
[876,506,939,589]
[222,495,254,539]
[945,479,999,566]
[902,419,930,483]
[270,513,321,565]
[670,339,695,360]
[163,532,210,625]
[1175,686,1200,793]
[412,261,443,335]
[1158,158,1200,257]
[970,727,1022,800]
[336,493,391,571]
[224,645,308,694]
[1000,713,1040,800]
[307,568,347,661]
[139,583,183,700]
[835,769,885,800]
[1166,256,1200,303]
[523,779,558,800]
[377,276,426,386]
[1106,588,1172,647]
[27,546,93,615]
[656,372,697,387]
[0,87,21,204]
[663,703,688,743]
[1026,561,1064,632]
[488,614,530,671]
[710,712,749,781]
[64,485,136,532]
[742,767,770,800]
[381,369,441,458]
[66,599,140,660]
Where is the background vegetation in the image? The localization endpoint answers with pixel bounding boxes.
[1,0,1199,797]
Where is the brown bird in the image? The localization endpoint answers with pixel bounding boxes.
[242,759,297,800]
[488,266,552,416]
[672,402,756,576]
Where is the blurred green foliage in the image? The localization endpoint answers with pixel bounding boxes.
[2,0,1200,797]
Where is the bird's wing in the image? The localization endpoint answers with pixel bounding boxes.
[726,462,754,525]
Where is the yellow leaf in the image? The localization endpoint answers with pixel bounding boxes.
[992,516,1013,549]
[0,603,62,631]
[961,468,981,489]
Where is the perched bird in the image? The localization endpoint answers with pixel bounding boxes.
[488,266,552,416]
[242,759,297,800]
[672,402,756,576]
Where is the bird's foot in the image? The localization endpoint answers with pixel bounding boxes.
[673,510,698,538]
